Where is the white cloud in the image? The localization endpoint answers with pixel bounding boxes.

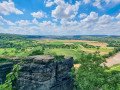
[57,12,120,35]
[105,0,110,4]
[93,0,102,9]
[104,0,120,5]
[60,19,77,26]
[16,20,31,26]
[32,18,39,24]
[111,0,120,3]
[52,0,80,19]
[93,0,120,8]
[45,0,54,7]
[0,16,15,25]
[79,13,87,19]
[54,0,64,5]
[0,12,120,35]
[98,15,113,24]
[116,13,120,20]
[82,0,120,9]
[41,21,53,26]
[83,0,90,4]
[0,1,23,15]
[31,11,47,19]
[81,12,98,22]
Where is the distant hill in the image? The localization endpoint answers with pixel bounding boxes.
[0,33,26,41]
[24,35,120,40]
[0,33,120,41]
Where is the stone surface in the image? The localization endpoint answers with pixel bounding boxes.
[0,62,13,84]
[0,55,74,90]
[16,55,74,90]
[25,55,54,64]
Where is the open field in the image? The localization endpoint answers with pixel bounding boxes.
[38,39,108,47]
[39,39,114,55]
[44,48,82,60]
[0,35,119,70]
[0,38,114,62]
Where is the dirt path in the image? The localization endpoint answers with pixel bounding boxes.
[74,52,120,69]
[105,52,120,67]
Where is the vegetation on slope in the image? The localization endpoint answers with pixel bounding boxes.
[0,64,21,90]
[74,53,120,90]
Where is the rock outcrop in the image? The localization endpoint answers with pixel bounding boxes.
[0,55,74,90]
[16,55,74,90]
[0,62,13,84]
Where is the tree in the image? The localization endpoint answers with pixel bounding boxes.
[75,53,106,90]
[74,52,120,90]
[29,47,44,56]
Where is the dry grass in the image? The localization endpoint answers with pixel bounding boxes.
[74,64,80,69]
[86,42,108,47]
[49,40,108,47]
[37,39,108,47]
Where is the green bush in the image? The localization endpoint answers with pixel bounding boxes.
[0,64,21,90]
[74,53,120,90]
[29,47,44,56]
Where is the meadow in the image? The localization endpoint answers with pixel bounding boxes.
[0,38,114,63]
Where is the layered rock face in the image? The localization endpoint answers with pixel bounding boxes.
[16,55,74,90]
[0,62,13,84]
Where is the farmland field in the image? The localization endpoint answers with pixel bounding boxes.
[0,34,120,67]
[0,35,119,64]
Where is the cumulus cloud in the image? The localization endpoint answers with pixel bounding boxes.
[0,11,120,35]
[58,12,120,35]
[93,0,120,8]
[45,0,54,7]
[0,16,15,25]
[81,12,98,22]
[16,20,31,26]
[31,11,47,19]
[98,15,113,24]
[32,18,39,24]
[52,0,81,19]
[93,0,102,9]
[41,21,53,26]
[116,13,120,20]
[111,0,120,3]
[79,13,88,19]
[0,0,23,15]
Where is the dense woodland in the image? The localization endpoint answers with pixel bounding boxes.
[0,34,120,90]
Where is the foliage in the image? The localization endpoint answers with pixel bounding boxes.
[0,64,21,90]
[0,58,12,64]
[29,47,44,56]
[75,53,106,90]
[103,47,120,58]
[74,53,120,90]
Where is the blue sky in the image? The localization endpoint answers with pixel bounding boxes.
[0,0,120,35]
